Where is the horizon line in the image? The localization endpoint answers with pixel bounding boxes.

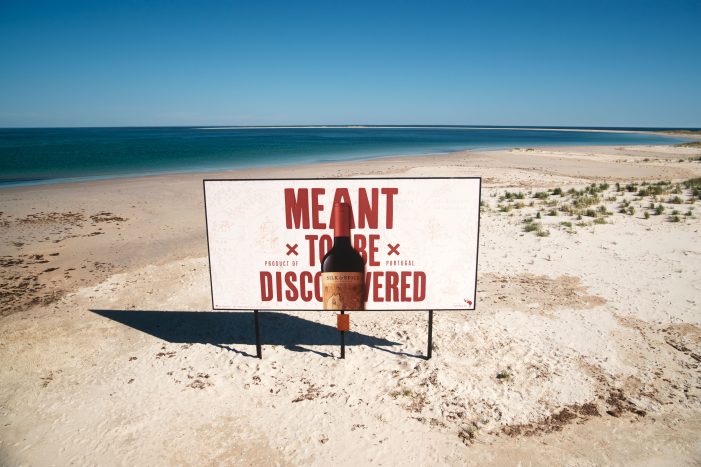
[0,124,699,131]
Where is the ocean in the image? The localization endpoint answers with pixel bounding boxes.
[0,126,690,187]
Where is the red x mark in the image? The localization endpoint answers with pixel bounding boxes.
[387,243,400,256]
[286,243,299,256]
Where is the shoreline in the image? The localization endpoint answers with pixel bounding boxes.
[1,139,699,193]
[1,127,695,190]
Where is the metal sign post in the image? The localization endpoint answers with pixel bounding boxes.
[254,310,262,359]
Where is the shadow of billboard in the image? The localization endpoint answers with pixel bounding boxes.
[91,309,409,358]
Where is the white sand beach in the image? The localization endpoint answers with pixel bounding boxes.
[2,144,701,465]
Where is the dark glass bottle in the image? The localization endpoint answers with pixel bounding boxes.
[321,202,364,310]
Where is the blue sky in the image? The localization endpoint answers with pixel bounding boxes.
[1,0,700,127]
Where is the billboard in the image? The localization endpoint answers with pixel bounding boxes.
[204,178,481,311]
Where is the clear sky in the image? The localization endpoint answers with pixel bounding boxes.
[1,0,700,128]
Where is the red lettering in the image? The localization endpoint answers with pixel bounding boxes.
[284,188,309,229]
[386,271,399,302]
[400,271,412,302]
[299,271,313,301]
[275,271,283,302]
[284,272,298,301]
[358,188,379,228]
[305,234,318,266]
[311,188,325,229]
[314,271,323,302]
[414,271,426,301]
[368,234,379,266]
[260,272,273,301]
[372,271,384,302]
[381,187,398,228]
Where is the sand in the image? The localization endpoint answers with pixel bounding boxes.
[1,144,701,466]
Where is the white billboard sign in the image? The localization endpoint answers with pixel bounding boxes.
[204,178,481,311]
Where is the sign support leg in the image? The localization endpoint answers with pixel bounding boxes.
[340,310,345,359]
[254,310,262,359]
[427,309,433,360]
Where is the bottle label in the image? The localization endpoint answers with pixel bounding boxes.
[321,272,364,310]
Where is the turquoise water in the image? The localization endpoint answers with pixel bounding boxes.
[0,126,689,187]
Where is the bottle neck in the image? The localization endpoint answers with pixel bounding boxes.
[333,236,352,247]
[333,204,351,237]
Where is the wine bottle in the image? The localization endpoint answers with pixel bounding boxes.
[321,202,365,310]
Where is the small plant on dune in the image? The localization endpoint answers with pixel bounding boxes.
[514,201,525,209]
[496,370,512,381]
[594,217,607,224]
[597,205,612,216]
[627,206,635,216]
[576,221,590,227]
[684,178,700,194]
[498,204,512,213]
[584,209,597,218]
[523,222,539,232]
[524,221,549,237]
[644,211,650,219]
[655,204,665,215]
[533,191,549,200]
[551,187,563,196]
[502,191,525,201]
[668,215,681,223]
[625,183,638,193]
[547,209,558,216]
[573,194,600,209]
[667,196,683,204]
[638,185,664,197]
[560,221,573,228]
[535,211,541,219]
[685,209,693,217]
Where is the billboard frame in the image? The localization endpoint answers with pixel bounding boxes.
[203,177,482,359]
